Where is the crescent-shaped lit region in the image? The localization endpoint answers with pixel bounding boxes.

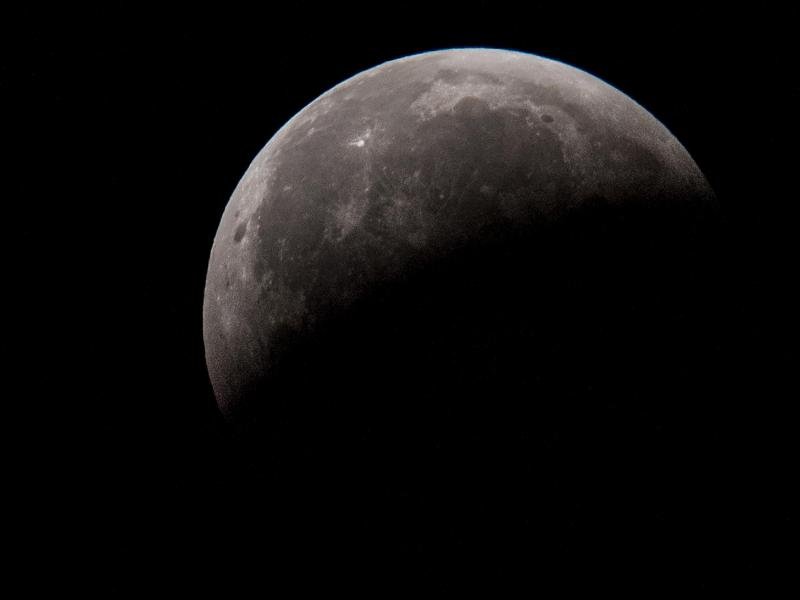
[203,48,715,419]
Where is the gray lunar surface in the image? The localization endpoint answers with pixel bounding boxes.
[203,48,714,417]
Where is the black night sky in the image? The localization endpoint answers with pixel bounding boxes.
[6,3,796,594]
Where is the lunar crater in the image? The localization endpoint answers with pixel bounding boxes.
[233,221,247,243]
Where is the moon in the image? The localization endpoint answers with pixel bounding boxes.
[203,48,715,422]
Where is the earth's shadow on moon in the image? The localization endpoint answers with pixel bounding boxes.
[224,197,721,572]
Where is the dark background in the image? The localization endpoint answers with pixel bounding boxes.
[5,3,796,594]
